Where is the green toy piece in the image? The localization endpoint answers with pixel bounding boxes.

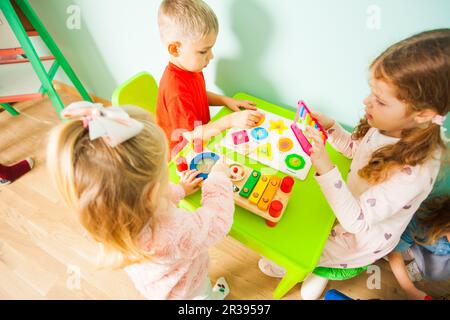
[239,170,261,199]
[285,154,306,171]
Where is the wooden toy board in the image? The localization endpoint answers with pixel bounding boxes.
[219,110,312,180]
[176,149,295,225]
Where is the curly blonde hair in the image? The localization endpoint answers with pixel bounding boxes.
[47,106,169,268]
[353,29,450,184]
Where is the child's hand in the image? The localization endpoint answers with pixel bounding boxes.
[230,110,265,129]
[179,170,203,196]
[225,97,257,112]
[210,158,230,177]
[311,112,336,131]
[405,287,429,300]
[307,126,335,176]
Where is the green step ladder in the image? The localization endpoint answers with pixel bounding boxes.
[0,0,92,117]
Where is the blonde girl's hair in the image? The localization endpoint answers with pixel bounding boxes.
[415,195,450,246]
[47,106,169,268]
[353,29,450,184]
[158,0,219,42]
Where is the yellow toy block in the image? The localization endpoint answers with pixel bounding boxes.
[249,175,270,205]
[257,176,281,211]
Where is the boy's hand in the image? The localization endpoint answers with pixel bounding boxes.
[311,112,336,131]
[224,97,257,112]
[179,170,203,196]
[307,126,334,176]
[230,110,265,129]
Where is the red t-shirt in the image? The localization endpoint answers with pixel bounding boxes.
[156,63,210,154]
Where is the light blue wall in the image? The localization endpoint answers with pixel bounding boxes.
[29,0,449,189]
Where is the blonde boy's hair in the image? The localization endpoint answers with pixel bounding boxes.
[47,106,169,268]
[158,0,219,42]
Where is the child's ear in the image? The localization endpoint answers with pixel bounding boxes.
[168,42,181,57]
[414,108,437,125]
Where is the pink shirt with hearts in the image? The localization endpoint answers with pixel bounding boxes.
[124,171,234,299]
[314,123,441,269]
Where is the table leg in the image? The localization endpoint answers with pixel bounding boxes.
[273,269,308,300]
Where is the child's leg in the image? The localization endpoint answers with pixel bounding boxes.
[388,251,428,300]
[258,256,286,278]
[300,273,329,300]
[0,158,34,185]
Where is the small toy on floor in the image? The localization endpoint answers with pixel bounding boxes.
[0,158,34,185]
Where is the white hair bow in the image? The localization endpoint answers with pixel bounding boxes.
[61,101,144,147]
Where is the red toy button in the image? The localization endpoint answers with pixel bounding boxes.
[269,200,283,218]
[280,176,295,193]
[176,157,188,172]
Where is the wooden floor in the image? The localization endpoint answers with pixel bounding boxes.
[1,94,448,300]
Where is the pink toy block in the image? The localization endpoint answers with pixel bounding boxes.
[232,130,249,145]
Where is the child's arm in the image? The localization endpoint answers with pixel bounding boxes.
[388,251,428,300]
[207,91,257,112]
[183,110,264,142]
[308,129,428,233]
[312,112,360,159]
[315,165,426,234]
[168,170,204,204]
[172,160,235,257]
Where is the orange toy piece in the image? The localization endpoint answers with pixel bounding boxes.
[255,113,266,127]
[257,176,281,211]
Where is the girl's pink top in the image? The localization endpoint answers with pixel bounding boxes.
[125,172,234,299]
[315,123,441,269]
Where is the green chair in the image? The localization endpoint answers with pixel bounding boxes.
[111,72,158,114]
[111,72,195,212]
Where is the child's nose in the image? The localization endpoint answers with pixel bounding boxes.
[209,50,214,60]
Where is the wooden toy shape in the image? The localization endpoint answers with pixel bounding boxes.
[239,170,261,199]
[257,176,281,211]
[255,114,266,126]
[251,127,269,141]
[269,120,288,134]
[278,138,294,152]
[229,163,246,182]
[231,165,295,225]
[182,149,294,227]
[249,175,271,205]
[285,154,306,171]
[232,130,249,145]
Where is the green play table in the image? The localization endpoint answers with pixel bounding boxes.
[169,93,351,299]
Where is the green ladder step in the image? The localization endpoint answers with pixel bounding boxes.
[0,0,92,117]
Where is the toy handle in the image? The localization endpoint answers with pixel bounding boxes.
[291,123,312,156]
[296,100,328,144]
